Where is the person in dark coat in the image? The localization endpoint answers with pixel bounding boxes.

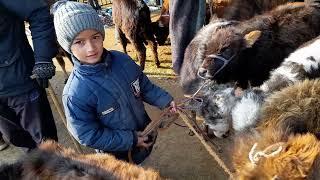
[0,0,58,151]
[169,0,206,74]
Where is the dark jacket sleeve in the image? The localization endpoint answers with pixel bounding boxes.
[0,0,58,63]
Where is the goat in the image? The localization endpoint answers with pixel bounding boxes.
[112,0,159,70]
[186,83,238,138]
[185,82,265,138]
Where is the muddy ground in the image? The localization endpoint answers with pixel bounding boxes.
[0,22,234,180]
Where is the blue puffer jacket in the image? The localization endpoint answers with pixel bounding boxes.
[0,0,57,97]
[63,50,173,163]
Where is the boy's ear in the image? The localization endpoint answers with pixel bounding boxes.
[244,30,261,48]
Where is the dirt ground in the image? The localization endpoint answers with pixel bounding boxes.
[0,21,233,180]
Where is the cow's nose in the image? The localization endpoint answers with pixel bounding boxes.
[198,67,208,78]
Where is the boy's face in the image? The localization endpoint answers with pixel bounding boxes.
[71,29,104,64]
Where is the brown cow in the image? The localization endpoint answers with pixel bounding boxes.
[185,2,320,92]
[113,0,160,70]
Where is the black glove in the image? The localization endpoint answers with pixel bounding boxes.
[32,62,56,88]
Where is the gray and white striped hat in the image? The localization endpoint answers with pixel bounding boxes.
[51,0,105,53]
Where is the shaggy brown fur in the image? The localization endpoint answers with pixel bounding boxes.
[234,131,320,180]
[233,80,320,179]
[0,141,161,180]
[208,0,233,19]
[112,0,159,70]
[223,0,290,20]
[207,0,295,22]
[258,79,320,134]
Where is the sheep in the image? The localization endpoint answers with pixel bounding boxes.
[189,83,239,138]
[185,83,265,138]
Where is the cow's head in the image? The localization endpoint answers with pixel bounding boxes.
[180,20,236,94]
[198,29,262,80]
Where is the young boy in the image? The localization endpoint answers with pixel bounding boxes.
[52,0,177,164]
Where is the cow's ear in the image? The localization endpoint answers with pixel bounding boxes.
[244,30,261,48]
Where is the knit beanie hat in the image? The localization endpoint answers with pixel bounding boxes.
[51,0,105,54]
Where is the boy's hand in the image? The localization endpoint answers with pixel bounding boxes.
[136,132,153,149]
